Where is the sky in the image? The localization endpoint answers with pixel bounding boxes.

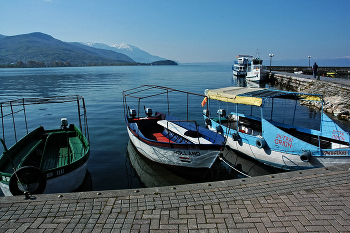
[1,0,350,63]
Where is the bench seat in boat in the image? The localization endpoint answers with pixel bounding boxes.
[157,120,212,144]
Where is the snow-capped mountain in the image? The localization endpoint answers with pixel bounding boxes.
[111,43,132,50]
[80,42,165,63]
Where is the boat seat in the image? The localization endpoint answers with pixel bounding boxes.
[18,139,45,168]
[40,132,73,170]
[157,120,212,144]
[152,132,175,143]
[163,129,190,144]
[3,139,43,173]
[69,137,85,161]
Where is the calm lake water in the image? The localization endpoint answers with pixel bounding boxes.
[0,65,349,195]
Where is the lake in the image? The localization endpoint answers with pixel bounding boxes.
[1,65,349,194]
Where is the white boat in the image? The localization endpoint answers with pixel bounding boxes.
[246,57,267,82]
[232,53,267,82]
[123,85,225,177]
[0,96,90,196]
[202,87,350,171]
[232,55,249,77]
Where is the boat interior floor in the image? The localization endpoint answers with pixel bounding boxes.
[1,130,85,174]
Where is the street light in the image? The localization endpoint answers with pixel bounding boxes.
[308,56,311,67]
[269,54,274,72]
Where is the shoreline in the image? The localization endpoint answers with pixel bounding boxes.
[268,71,350,121]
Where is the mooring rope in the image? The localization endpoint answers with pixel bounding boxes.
[218,156,251,178]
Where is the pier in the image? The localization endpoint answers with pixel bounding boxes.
[269,66,350,76]
[268,71,350,121]
[1,163,349,232]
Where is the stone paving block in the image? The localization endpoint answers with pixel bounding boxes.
[1,165,350,232]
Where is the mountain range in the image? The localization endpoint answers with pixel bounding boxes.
[79,42,165,63]
[0,32,169,67]
[1,32,348,67]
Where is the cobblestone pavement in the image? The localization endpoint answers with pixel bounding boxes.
[1,164,349,232]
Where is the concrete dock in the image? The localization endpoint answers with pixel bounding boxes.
[1,164,349,232]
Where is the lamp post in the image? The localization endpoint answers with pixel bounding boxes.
[308,56,311,67]
[269,54,274,72]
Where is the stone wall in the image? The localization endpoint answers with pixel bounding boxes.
[270,66,350,75]
[269,73,350,121]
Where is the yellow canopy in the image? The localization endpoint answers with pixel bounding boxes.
[205,87,322,106]
[205,87,266,106]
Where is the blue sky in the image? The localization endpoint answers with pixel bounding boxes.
[1,0,350,63]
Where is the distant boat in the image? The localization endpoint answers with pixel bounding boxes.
[232,55,249,77]
[0,96,90,196]
[123,85,225,177]
[245,56,267,82]
[232,53,267,82]
[202,87,350,171]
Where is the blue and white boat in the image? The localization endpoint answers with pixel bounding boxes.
[123,85,225,177]
[202,87,350,171]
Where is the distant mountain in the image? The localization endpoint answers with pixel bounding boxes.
[0,32,135,66]
[80,42,165,63]
[151,60,177,65]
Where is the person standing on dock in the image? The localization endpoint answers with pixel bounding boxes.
[313,62,318,78]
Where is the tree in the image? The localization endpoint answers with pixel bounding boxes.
[64,61,71,67]
[27,60,37,68]
[17,61,24,68]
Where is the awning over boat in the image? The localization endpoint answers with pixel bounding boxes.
[205,87,322,107]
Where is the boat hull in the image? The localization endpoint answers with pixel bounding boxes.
[226,136,350,170]
[246,68,266,82]
[206,118,350,171]
[0,161,88,196]
[127,126,220,169]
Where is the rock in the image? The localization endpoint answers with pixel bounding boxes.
[273,73,350,121]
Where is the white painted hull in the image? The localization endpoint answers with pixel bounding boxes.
[225,136,312,170]
[246,68,266,82]
[0,162,87,196]
[127,127,219,169]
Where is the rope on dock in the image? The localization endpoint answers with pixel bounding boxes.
[218,156,251,178]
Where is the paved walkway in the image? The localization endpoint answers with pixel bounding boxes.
[273,71,350,87]
[1,164,349,232]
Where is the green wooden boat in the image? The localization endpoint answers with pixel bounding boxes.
[0,96,89,196]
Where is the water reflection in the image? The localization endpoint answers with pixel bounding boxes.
[74,170,93,192]
[126,140,281,188]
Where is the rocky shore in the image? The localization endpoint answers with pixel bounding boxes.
[269,72,350,121]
